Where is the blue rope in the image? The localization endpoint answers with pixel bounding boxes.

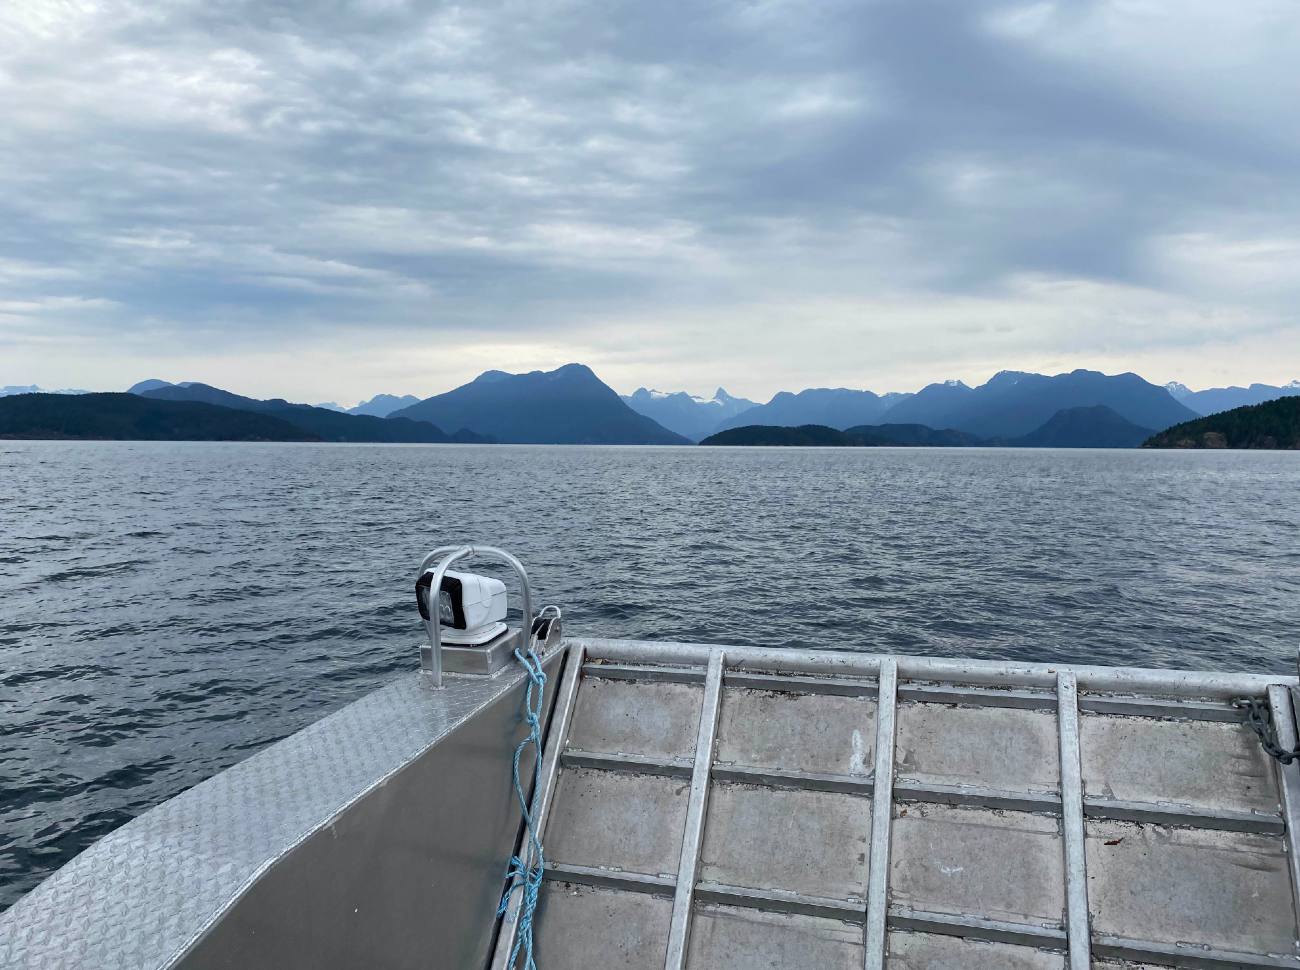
[497,644,548,970]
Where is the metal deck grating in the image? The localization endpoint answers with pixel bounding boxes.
[491,639,1300,970]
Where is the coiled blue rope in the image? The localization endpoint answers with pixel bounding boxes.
[497,643,548,970]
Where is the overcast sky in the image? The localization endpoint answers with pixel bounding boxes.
[2,0,1298,404]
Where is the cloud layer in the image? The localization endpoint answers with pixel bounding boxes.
[2,0,1298,401]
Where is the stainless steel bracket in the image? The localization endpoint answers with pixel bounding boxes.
[414,544,536,687]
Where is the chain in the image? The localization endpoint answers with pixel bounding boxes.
[1234,697,1300,764]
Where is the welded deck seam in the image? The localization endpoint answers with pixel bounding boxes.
[583,660,1248,721]
[1057,671,1091,970]
[863,658,898,970]
[488,642,587,970]
[1092,934,1300,969]
[556,747,1283,832]
[539,863,1300,966]
[561,749,694,778]
[663,650,724,970]
[889,906,1065,948]
[543,862,676,896]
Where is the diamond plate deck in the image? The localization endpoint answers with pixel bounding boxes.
[0,649,565,970]
[6,635,1300,970]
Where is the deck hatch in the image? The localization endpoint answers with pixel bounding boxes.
[491,639,1300,970]
[886,930,1066,969]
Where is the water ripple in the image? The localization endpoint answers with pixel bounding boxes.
[1,441,1298,910]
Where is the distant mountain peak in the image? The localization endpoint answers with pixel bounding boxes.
[1172,379,1300,417]
[984,370,1029,388]
[128,379,174,394]
[1,384,92,397]
[1012,405,1155,448]
[638,387,714,405]
[632,387,681,402]
[710,385,906,436]
[395,363,687,444]
[622,383,759,439]
[347,393,420,417]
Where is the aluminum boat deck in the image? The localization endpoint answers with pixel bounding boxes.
[499,639,1300,970]
[3,628,1300,970]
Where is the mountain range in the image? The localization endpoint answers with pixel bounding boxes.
[132,381,487,443]
[885,370,1193,439]
[708,388,911,438]
[620,387,756,440]
[2,384,91,397]
[683,370,1193,440]
[1165,380,1300,417]
[2,366,1296,447]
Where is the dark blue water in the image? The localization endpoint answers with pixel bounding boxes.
[2,441,1299,908]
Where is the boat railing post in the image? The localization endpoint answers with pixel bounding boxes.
[1266,683,1300,943]
[416,545,472,687]
[414,544,537,688]
[469,545,535,651]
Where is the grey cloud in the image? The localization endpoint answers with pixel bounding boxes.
[1,0,1298,397]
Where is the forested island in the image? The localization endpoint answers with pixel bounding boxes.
[1143,397,1300,449]
[0,393,319,441]
[0,392,487,443]
[701,423,985,447]
[701,406,1153,448]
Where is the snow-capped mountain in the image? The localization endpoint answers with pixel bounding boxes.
[1,385,91,397]
[712,387,914,434]
[1167,380,1300,416]
[622,387,758,440]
